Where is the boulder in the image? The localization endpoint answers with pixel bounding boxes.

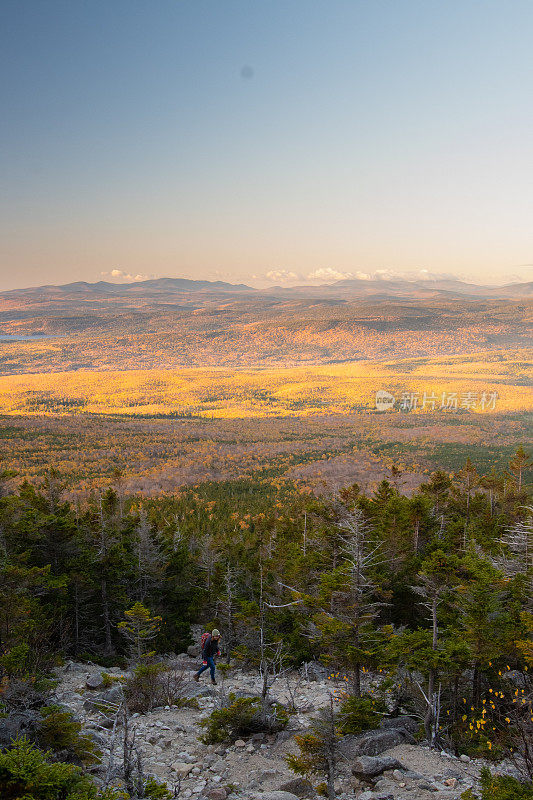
[0,711,41,748]
[278,778,316,797]
[100,685,124,705]
[379,716,418,734]
[86,673,104,690]
[351,755,404,779]
[171,762,195,777]
[207,790,227,800]
[187,644,200,658]
[339,718,416,759]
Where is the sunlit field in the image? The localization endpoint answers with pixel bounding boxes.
[0,349,530,418]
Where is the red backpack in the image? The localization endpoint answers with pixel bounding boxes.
[200,631,210,652]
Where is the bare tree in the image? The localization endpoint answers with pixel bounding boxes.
[133,508,165,601]
[324,506,383,696]
[218,562,238,661]
[496,508,533,610]
[197,535,219,593]
[412,573,445,747]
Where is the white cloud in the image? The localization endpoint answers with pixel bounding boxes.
[101,269,157,283]
[373,268,460,282]
[265,269,300,284]
[306,267,355,283]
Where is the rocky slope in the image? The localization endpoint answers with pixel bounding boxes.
[43,654,515,800]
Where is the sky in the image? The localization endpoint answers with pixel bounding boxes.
[1,1,533,291]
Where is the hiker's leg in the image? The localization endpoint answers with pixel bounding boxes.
[196,662,209,678]
[207,657,216,681]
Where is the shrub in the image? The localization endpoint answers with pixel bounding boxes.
[199,693,289,744]
[337,695,384,735]
[0,736,120,799]
[101,673,123,689]
[462,767,533,799]
[37,705,99,764]
[124,661,194,713]
[143,776,173,799]
[124,662,167,713]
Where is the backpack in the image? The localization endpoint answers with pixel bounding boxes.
[200,631,210,653]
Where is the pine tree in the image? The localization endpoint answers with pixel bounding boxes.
[509,447,532,493]
[118,602,162,660]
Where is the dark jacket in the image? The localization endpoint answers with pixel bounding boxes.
[202,635,220,660]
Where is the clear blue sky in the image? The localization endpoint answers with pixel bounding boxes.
[1,0,532,289]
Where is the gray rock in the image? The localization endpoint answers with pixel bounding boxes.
[86,673,104,689]
[340,724,415,758]
[352,755,404,779]
[254,793,300,800]
[207,790,227,800]
[187,644,200,658]
[0,711,41,748]
[172,762,195,777]
[278,778,316,797]
[379,716,418,734]
[98,716,116,729]
[100,685,124,704]
[176,751,196,763]
[180,681,215,699]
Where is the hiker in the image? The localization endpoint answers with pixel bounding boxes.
[193,629,221,685]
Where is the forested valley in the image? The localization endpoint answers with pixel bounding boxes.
[0,449,532,799]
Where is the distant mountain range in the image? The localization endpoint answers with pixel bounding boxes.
[269,277,533,300]
[0,275,531,373]
[2,275,532,302]
[2,277,254,300]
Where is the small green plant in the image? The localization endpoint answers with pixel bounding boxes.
[124,662,167,712]
[37,705,100,764]
[286,699,340,800]
[199,693,288,744]
[101,672,123,689]
[462,767,533,799]
[0,736,121,799]
[143,776,173,799]
[337,694,384,735]
[118,602,162,660]
[124,661,195,713]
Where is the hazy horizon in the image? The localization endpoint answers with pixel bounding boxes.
[2,1,533,291]
[2,269,532,295]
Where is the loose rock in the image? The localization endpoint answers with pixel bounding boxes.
[352,755,404,779]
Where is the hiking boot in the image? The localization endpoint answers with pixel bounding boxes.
[211,679,217,685]
[193,673,200,682]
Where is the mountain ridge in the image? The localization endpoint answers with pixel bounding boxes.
[1,275,531,302]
